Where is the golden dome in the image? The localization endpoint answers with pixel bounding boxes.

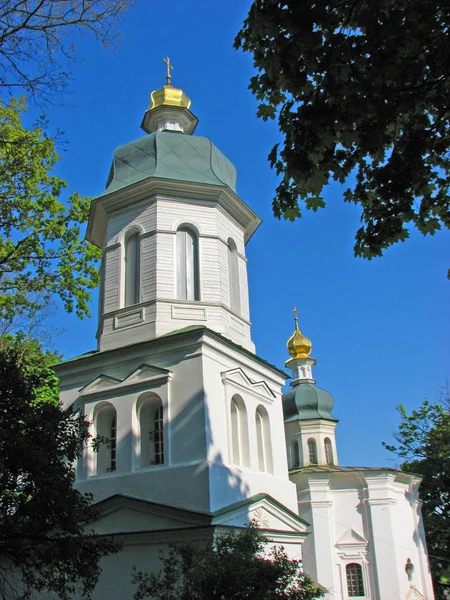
[150,83,191,110]
[287,308,312,359]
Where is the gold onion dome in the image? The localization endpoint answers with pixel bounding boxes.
[150,83,191,110]
[150,56,191,110]
[287,307,312,359]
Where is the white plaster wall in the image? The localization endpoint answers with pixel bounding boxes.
[58,331,292,515]
[293,471,435,600]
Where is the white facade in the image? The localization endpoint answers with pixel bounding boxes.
[291,468,434,600]
[53,90,436,600]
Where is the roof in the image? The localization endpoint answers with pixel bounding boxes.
[283,382,338,423]
[103,131,237,195]
[54,325,288,379]
[289,465,418,475]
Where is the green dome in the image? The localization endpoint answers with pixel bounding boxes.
[104,131,237,195]
[283,383,338,422]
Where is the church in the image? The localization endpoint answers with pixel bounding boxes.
[56,66,435,600]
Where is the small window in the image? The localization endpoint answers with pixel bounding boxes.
[95,403,117,475]
[137,394,164,467]
[346,563,365,597]
[307,438,318,465]
[176,226,199,301]
[291,439,300,468]
[324,437,333,465]
[124,231,140,306]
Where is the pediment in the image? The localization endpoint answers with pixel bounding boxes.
[86,495,211,536]
[122,364,170,385]
[212,494,308,534]
[79,374,121,394]
[221,368,276,401]
[335,528,368,547]
[79,364,171,397]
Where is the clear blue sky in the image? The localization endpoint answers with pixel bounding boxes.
[32,0,449,467]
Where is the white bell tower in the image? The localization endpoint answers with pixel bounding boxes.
[86,70,260,353]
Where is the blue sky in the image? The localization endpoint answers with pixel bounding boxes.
[30,0,448,466]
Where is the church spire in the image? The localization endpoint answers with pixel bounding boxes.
[286,307,316,385]
[140,57,199,135]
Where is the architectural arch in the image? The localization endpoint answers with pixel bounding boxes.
[230,394,250,468]
[227,237,240,313]
[291,439,300,469]
[136,392,164,468]
[176,225,200,301]
[346,563,365,597]
[124,227,141,307]
[307,438,318,465]
[324,437,334,465]
[255,405,273,473]
[94,402,117,475]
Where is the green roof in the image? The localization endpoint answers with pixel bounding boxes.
[54,325,287,379]
[104,131,237,195]
[283,382,338,422]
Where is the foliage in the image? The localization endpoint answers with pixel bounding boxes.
[0,332,61,404]
[0,0,133,103]
[384,396,450,599]
[0,97,102,322]
[0,348,120,600]
[133,523,324,600]
[235,0,450,261]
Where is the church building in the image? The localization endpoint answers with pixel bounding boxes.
[56,67,435,600]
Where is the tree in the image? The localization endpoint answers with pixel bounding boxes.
[0,348,120,600]
[235,1,450,261]
[384,394,450,599]
[132,523,324,600]
[0,97,101,323]
[0,0,133,103]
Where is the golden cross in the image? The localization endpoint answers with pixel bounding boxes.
[163,56,173,84]
[292,305,298,324]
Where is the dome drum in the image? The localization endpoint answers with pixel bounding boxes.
[141,104,198,135]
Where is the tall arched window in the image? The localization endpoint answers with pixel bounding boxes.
[346,563,365,597]
[307,438,318,465]
[137,393,164,468]
[230,395,250,468]
[255,405,273,473]
[176,226,199,300]
[227,238,240,313]
[291,439,300,468]
[95,403,117,475]
[324,438,334,465]
[124,230,140,306]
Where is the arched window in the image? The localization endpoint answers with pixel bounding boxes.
[255,405,273,473]
[176,226,199,301]
[230,395,250,468]
[95,403,117,475]
[324,437,334,465]
[291,439,300,468]
[346,563,365,597]
[124,230,140,306]
[137,393,164,468]
[227,238,240,313]
[307,438,318,465]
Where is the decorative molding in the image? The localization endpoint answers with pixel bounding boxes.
[221,367,276,401]
[171,304,207,321]
[114,308,144,330]
[79,363,171,398]
[335,528,368,548]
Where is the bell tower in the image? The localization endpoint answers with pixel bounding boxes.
[86,66,260,352]
[283,309,339,469]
